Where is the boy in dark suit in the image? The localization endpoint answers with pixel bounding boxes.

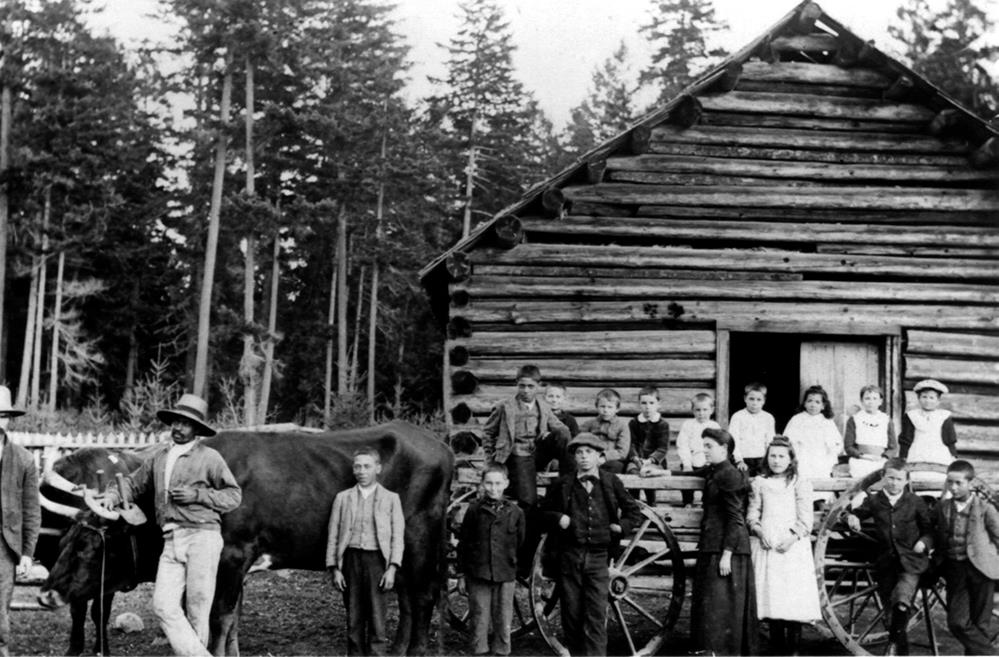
[846,458,933,655]
[932,460,999,655]
[326,448,405,656]
[542,433,642,656]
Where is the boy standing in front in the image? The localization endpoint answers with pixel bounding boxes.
[932,460,999,655]
[846,458,933,655]
[730,383,776,476]
[457,464,525,656]
[542,433,642,656]
[326,448,405,656]
[482,365,571,506]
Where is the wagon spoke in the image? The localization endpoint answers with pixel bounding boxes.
[621,594,664,628]
[615,517,651,567]
[611,600,637,656]
[621,547,671,577]
[830,583,879,609]
[855,602,890,645]
[922,586,939,656]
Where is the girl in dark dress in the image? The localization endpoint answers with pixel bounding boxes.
[689,427,759,656]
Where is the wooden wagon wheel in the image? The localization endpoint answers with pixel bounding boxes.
[529,504,686,657]
[443,487,537,638]
[814,462,999,655]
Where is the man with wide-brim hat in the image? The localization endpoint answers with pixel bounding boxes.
[0,386,38,656]
[105,393,240,656]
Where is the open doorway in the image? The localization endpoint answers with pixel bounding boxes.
[728,333,886,433]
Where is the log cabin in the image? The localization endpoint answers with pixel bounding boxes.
[420,1,999,472]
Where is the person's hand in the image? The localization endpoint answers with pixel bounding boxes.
[718,551,732,577]
[332,567,346,592]
[16,556,32,578]
[775,535,797,553]
[846,514,861,533]
[755,528,773,550]
[736,461,749,473]
[609,523,622,534]
[101,490,120,511]
[380,565,397,591]
[558,515,570,530]
[913,540,927,555]
[456,575,466,596]
[169,487,198,504]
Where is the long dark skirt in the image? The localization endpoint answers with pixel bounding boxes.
[691,553,759,656]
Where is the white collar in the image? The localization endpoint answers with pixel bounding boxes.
[169,440,197,455]
[356,483,378,498]
[637,412,661,424]
[884,490,904,506]
[954,498,972,513]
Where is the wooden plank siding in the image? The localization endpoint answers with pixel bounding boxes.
[438,50,999,471]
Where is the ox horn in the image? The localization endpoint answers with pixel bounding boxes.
[38,492,82,519]
[82,490,119,522]
[42,469,86,497]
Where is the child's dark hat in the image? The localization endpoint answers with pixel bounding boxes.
[567,433,606,453]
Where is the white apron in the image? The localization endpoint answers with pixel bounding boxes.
[905,409,954,466]
[848,410,891,478]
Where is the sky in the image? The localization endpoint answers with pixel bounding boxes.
[88,0,993,128]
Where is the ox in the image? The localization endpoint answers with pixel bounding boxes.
[37,447,162,655]
[40,421,453,656]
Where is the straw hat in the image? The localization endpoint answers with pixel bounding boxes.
[0,386,25,417]
[157,393,216,436]
[913,379,949,396]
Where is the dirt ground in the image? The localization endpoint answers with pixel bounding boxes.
[11,569,963,656]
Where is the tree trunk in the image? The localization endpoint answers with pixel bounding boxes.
[336,204,348,396]
[0,83,12,379]
[393,339,405,419]
[46,250,64,413]
[462,111,476,238]
[241,56,257,426]
[30,189,50,411]
[257,231,280,424]
[323,245,338,424]
[367,129,386,422]
[124,279,140,391]
[194,53,233,398]
[348,265,365,392]
[16,256,38,408]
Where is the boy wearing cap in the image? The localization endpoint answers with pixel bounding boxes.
[105,393,242,657]
[542,433,642,656]
[900,379,958,466]
[0,386,39,656]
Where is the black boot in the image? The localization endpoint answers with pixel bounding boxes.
[886,604,910,656]
[785,621,802,657]
[769,620,786,655]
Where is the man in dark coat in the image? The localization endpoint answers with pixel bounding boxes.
[541,433,642,656]
[847,458,933,655]
[0,386,40,657]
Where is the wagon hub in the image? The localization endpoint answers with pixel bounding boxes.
[608,567,629,599]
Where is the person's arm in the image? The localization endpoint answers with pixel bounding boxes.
[915,496,934,553]
[729,413,744,464]
[792,478,814,538]
[765,413,776,443]
[826,419,844,456]
[564,413,579,438]
[676,424,692,471]
[20,454,40,560]
[198,454,242,513]
[481,404,503,462]
[610,420,630,464]
[325,494,344,569]
[717,469,748,553]
[746,477,764,542]
[982,502,999,550]
[942,416,958,457]
[899,413,914,459]
[540,480,568,531]
[612,475,643,535]
[546,408,570,443]
[515,505,526,549]
[389,493,405,568]
[885,419,898,458]
[844,416,860,458]
[649,421,671,465]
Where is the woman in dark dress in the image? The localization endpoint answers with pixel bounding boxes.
[689,427,759,655]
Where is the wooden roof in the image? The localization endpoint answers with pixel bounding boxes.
[420,0,999,320]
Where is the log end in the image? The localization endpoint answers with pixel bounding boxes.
[794,2,823,34]
[445,251,472,282]
[449,431,480,456]
[448,344,470,366]
[447,316,471,339]
[541,187,568,219]
[629,125,652,154]
[970,137,999,169]
[712,62,743,93]
[451,370,478,395]
[587,159,607,184]
[669,95,702,130]
[882,75,915,102]
[832,38,860,68]
[450,289,470,308]
[492,215,524,248]
[928,109,963,137]
[450,402,472,425]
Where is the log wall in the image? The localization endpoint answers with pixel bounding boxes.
[438,53,999,470]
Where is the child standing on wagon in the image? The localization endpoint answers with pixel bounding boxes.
[747,437,821,655]
[844,385,898,478]
[730,382,776,477]
[900,379,958,466]
[783,385,843,481]
[676,393,721,506]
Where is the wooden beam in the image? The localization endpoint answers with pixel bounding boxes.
[703,111,918,133]
[446,251,471,282]
[699,91,934,122]
[651,125,967,155]
[561,183,999,212]
[459,357,716,383]
[457,275,999,305]
[475,264,802,281]
[715,330,730,426]
[739,61,890,87]
[649,140,970,167]
[461,300,999,332]
[453,385,708,417]
[906,331,999,359]
[603,154,997,184]
[904,356,999,386]
[521,214,999,247]
[449,329,716,357]
[491,215,523,248]
[771,34,838,54]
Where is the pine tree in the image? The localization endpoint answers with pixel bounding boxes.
[639,0,728,107]
[889,0,997,117]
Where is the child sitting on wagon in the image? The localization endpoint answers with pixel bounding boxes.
[579,389,631,474]
[844,384,898,479]
[900,379,958,467]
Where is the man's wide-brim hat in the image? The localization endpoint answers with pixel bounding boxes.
[913,379,949,396]
[567,432,606,454]
[157,393,216,436]
[0,386,24,417]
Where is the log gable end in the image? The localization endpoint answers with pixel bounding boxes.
[421,1,999,469]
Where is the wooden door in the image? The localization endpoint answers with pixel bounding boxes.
[800,341,881,433]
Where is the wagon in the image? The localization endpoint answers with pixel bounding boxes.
[447,461,999,656]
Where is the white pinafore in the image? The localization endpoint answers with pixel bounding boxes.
[905,408,954,466]
[848,410,891,478]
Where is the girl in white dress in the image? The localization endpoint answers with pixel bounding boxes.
[748,436,822,655]
[783,385,843,481]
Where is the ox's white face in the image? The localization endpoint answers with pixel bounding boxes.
[353,454,381,488]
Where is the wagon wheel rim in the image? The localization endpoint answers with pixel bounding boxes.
[530,505,686,656]
[814,461,991,656]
